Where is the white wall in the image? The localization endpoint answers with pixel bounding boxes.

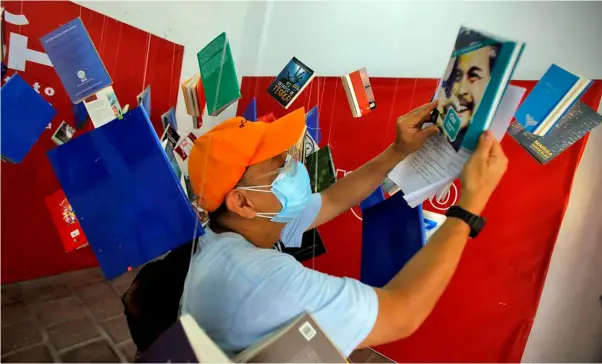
[75,1,602,361]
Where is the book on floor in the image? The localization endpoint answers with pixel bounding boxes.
[234,312,346,363]
[509,100,602,164]
[40,17,112,103]
[390,85,525,208]
[514,64,592,136]
[83,86,122,128]
[267,57,315,109]
[430,26,524,151]
[306,145,336,193]
[1,73,56,164]
[197,33,241,116]
[342,67,376,118]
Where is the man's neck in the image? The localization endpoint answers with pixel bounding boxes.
[211,215,283,249]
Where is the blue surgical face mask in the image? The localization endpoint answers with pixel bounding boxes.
[238,159,312,225]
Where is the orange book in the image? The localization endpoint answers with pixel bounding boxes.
[342,67,376,117]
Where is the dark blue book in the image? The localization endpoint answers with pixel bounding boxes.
[305,106,321,143]
[138,85,152,119]
[267,57,315,109]
[1,74,56,163]
[72,102,90,129]
[243,98,257,122]
[40,18,112,103]
[47,106,202,279]
[359,186,385,211]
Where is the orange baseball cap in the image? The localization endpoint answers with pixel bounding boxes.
[188,107,306,212]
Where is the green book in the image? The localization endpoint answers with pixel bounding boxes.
[197,32,241,116]
[306,146,336,193]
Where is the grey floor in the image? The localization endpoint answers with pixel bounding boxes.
[1,267,138,363]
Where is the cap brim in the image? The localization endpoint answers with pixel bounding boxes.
[250,107,306,164]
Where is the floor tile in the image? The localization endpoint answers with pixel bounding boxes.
[1,322,42,354]
[31,297,86,327]
[85,295,124,321]
[1,344,53,363]
[47,317,101,351]
[101,315,131,344]
[1,303,33,327]
[60,340,120,363]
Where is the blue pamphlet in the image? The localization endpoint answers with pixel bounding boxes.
[359,186,385,211]
[40,18,112,103]
[243,98,257,122]
[47,106,201,279]
[361,192,425,287]
[1,74,56,163]
[305,106,321,143]
[138,85,152,119]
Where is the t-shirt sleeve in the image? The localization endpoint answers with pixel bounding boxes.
[280,193,322,247]
[267,259,379,356]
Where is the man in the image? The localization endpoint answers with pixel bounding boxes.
[181,102,508,357]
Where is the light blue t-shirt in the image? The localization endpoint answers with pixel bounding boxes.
[180,193,378,357]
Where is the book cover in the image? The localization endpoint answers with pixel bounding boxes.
[243,98,257,122]
[508,101,602,164]
[197,32,241,116]
[51,121,76,146]
[137,85,151,118]
[83,86,121,128]
[303,131,320,159]
[280,228,327,262]
[342,67,376,117]
[72,101,89,129]
[514,64,579,133]
[267,57,315,109]
[431,26,524,151]
[161,107,177,132]
[44,189,89,253]
[174,132,197,161]
[1,74,57,164]
[40,18,112,103]
[305,106,321,143]
[306,145,336,193]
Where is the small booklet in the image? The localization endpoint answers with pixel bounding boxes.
[51,121,76,146]
[509,101,602,164]
[306,145,336,193]
[83,86,122,128]
[430,26,524,151]
[267,57,315,109]
[174,132,197,161]
[197,33,241,116]
[161,107,178,132]
[44,189,89,253]
[40,18,112,103]
[342,67,376,118]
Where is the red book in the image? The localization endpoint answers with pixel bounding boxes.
[342,67,376,117]
[44,190,88,252]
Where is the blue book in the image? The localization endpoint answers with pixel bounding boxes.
[359,186,385,211]
[161,107,177,132]
[305,106,321,143]
[243,98,257,122]
[47,106,201,279]
[72,102,90,129]
[430,27,524,151]
[40,18,112,103]
[360,192,425,287]
[1,74,56,163]
[267,57,315,109]
[138,85,152,119]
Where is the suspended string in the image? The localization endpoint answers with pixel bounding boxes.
[141,33,151,91]
[381,79,400,148]
[168,42,176,108]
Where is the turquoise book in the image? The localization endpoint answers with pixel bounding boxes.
[430,26,525,151]
[197,33,241,116]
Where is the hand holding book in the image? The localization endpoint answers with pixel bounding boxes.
[458,131,508,215]
[392,101,440,157]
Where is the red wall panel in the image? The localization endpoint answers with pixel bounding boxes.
[1,1,183,283]
[237,76,601,362]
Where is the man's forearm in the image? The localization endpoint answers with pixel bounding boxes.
[383,215,471,331]
[315,145,406,225]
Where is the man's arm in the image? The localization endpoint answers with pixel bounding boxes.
[359,131,509,347]
[309,102,439,230]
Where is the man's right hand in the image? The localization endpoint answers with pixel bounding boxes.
[458,131,508,215]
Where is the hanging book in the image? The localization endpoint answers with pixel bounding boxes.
[161,107,178,132]
[267,57,315,109]
[137,85,152,118]
[243,98,257,122]
[181,73,205,128]
[342,67,376,117]
[514,64,592,136]
[430,26,524,151]
[83,86,122,128]
[40,18,112,103]
[197,33,241,116]
[44,189,89,252]
[51,121,76,146]
[306,145,336,193]
[174,132,197,161]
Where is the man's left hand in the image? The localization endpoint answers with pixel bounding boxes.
[392,101,440,157]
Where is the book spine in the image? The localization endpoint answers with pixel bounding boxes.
[461,41,524,151]
[342,74,359,117]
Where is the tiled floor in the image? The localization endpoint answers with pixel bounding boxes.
[1,267,138,363]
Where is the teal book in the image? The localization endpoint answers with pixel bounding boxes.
[197,33,241,116]
[430,26,525,151]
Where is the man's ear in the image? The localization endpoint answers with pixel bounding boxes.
[224,190,257,219]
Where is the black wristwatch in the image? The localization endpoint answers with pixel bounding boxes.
[446,205,486,238]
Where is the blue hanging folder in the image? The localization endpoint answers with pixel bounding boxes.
[40,18,112,103]
[361,192,426,287]
[1,74,56,163]
[47,106,202,279]
[360,186,385,211]
[243,98,257,122]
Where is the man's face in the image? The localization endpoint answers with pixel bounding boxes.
[448,46,492,127]
[238,152,288,217]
